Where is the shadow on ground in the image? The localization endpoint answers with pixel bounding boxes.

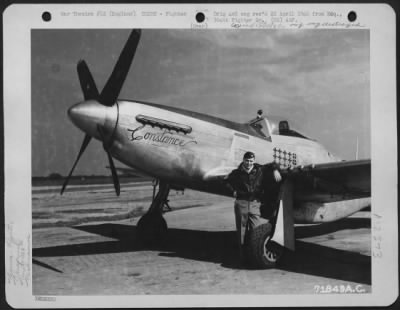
[33,217,371,284]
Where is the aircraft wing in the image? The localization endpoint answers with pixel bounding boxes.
[282,159,371,202]
[203,160,371,203]
[203,166,237,180]
[110,167,185,191]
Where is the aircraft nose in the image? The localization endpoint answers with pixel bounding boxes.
[68,100,118,140]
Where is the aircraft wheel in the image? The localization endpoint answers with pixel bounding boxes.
[136,212,167,246]
[248,223,284,268]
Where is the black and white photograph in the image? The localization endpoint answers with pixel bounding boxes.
[31,27,372,295]
[3,4,397,308]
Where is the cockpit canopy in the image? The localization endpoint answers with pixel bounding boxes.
[247,115,311,141]
[277,120,309,139]
[248,117,272,140]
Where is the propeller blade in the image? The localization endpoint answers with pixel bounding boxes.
[106,150,120,196]
[60,134,92,195]
[77,60,100,100]
[99,29,141,107]
[97,124,110,148]
[63,31,135,196]
[61,60,99,195]
[152,181,157,201]
[97,124,120,196]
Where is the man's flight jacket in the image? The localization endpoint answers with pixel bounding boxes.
[225,162,280,202]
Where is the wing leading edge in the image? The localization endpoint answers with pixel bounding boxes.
[204,159,371,203]
[282,159,371,202]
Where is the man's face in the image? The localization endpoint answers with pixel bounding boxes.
[243,157,255,170]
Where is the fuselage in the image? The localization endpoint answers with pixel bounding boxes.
[110,100,334,185]
[69,99,370,224]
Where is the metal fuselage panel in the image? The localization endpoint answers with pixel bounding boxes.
[113,101,233,186]
[108,100,366,223]
[111,101,336,185]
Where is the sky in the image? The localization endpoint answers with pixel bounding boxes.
[31,29,370,177]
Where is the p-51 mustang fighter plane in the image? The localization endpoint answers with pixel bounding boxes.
[61,30,371,268]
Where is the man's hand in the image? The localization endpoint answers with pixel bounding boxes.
[233,191,237,198]
[273,169,282,182]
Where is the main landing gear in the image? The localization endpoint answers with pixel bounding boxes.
[136,180,170,245]
[248,223,285,268]
[248,179,294,268]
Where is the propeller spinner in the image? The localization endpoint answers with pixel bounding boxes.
[60,29,141,196]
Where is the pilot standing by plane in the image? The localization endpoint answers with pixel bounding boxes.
[225,151,282,265]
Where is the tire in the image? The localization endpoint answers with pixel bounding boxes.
[136,212,168,246]
[248,223,284,268]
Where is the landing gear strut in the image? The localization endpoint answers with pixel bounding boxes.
[136,180,170,245]
[248,179,294,268]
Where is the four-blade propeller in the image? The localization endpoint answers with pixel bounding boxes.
[61,29,141,196]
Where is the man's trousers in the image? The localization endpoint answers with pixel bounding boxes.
[234,199,269,260]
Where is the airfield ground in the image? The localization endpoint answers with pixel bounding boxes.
[32,182,371,295]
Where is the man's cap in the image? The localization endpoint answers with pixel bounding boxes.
[243,151,255,159]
